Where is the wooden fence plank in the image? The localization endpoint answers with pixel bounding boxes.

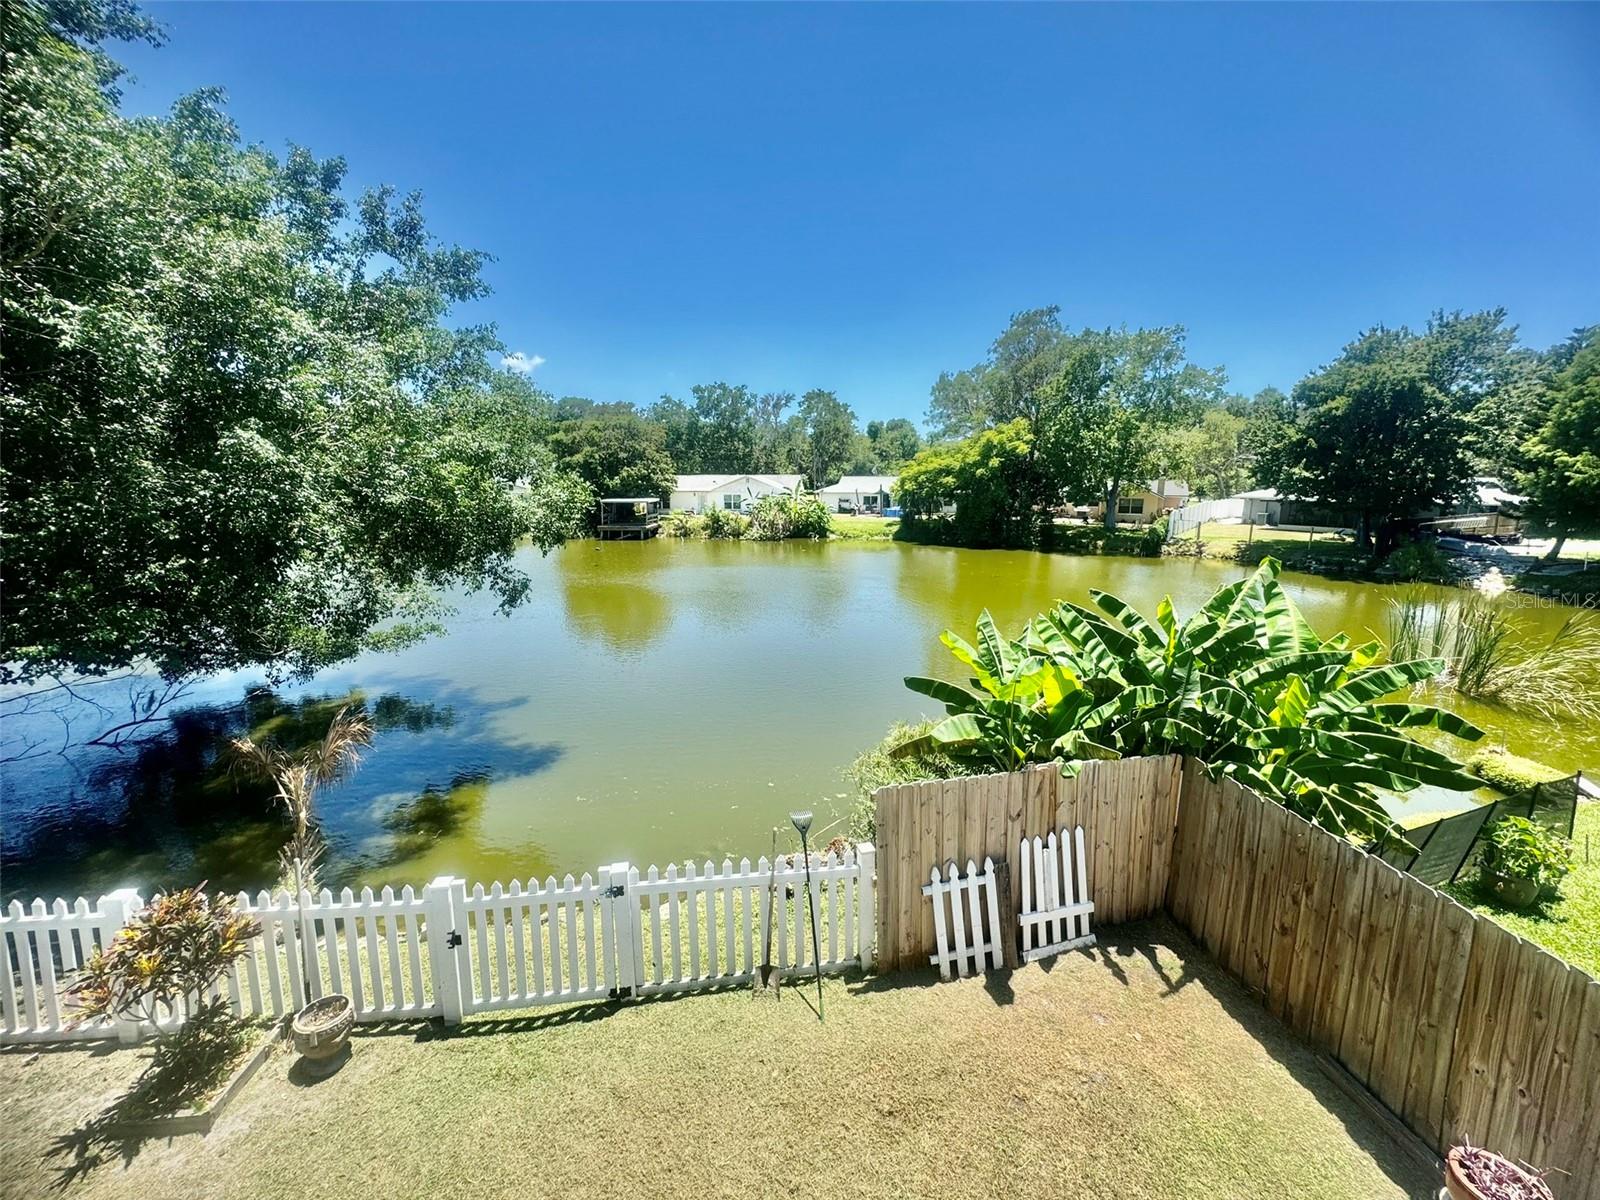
[1401,896,1474,1150]
[1218,787,1263,976]
[1124,758,1150,920]
[1340,857,1404,1087]
[1442,918,1519,1151]
[1484,939,1565,1159]
[1308,837,1367,1055]
[1283,822,1338,1037]
[1148,756,1182,919]
[1197,777,1236,958]
[1368,873,1437,1118]
[1531,967,1598,1171]
[1264,814,1312,1024]
[1241,802,1288,995]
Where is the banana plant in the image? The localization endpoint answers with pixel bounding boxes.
[895,557,1484,840]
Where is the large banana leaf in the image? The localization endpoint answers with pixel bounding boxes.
[897,557,1482,843]
[1310,659,1445,713]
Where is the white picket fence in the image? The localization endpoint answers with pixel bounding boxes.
[1018,827,1095,963]
[0,844,877,1044]
[922,857,1005,980]
[629,850,869,995]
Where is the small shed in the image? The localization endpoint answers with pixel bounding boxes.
[597,497,663,539]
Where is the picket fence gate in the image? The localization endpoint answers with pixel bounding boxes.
[922,858,1005,980]
[0,844,876,1044]
[1018,827,1096,962]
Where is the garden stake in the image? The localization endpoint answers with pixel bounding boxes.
[760,827,779,993]
[790,810,824,1022]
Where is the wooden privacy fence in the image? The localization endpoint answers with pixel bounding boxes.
[1166,765,1600,1197]
[1,844,876,1043]
[871,755,1182,972]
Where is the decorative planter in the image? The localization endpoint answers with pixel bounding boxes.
[1445,1146,1553,1200]
[1488,873,1540,910]
[291,994,354,1076]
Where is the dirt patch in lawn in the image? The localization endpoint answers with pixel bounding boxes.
[1,918,1439,1199]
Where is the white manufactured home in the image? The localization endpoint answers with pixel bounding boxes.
[669,474,805,513]
[816,474,897,514]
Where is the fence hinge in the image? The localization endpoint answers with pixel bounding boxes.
[605,884,626,899]
[445,930,463,949]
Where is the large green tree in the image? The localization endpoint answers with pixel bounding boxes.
[1,1,588,686]
[896,421,1042,547]
[1037,327,1224,526]
[1521,332,1600,560]
[1182,408,1250,499]
[1256,316,1512,553]
[867,417,922,469]
[547,408,675,508]
[798,388,858,488]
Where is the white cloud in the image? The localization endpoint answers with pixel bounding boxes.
[502,351,546,375]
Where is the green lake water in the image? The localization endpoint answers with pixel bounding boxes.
[4,540,1596,901]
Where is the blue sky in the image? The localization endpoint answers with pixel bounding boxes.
[119,3,1599,425]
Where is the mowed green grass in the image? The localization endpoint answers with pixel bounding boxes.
[1445,802,1600,977]
[829,514,900,540]
[1,920,1435,1200]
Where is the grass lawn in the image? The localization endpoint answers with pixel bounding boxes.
[1,919,1436,1200]
[1444,801,1600,977]
[829,514,899,540]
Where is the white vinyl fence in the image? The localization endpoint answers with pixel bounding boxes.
[1,844,876,1044]
[1166,497,1245,540]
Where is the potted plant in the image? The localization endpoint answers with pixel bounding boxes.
[1445,1145,1554,1200]
[1478,815,1573,910]
[70,887,261,1118]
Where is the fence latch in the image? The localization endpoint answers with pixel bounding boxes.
[605,884,626,898]
[445,930,463,949]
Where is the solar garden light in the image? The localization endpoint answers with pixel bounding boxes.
[789,809,825,1022]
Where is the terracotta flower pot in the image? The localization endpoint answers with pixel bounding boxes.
[291,994,354,1076]
[1445,1146,1553,1200]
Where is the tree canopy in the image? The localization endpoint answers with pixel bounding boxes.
[1254,316,1505,552]
[895,421,1040,547]
[1521,331,1600,558]
[1,1,589,684]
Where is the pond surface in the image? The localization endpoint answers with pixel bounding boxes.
[4,540,1596,901]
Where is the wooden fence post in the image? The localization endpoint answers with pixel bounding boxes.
[425,876,466,1024]
[856,843,876,971]
[95,888,143,1044]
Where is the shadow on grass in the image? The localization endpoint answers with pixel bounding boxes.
[847,915,1435,1197]
[44,1014,257,1191]
[1134,916,1440,1197]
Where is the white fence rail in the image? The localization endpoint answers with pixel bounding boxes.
[1018,827,1095,963]
[1166,498,1245,540]
[1,843,877,1044]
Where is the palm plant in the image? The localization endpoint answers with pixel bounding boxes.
[229,704,373,1006]
[894,557,1484,840]
[228,704,374,897]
